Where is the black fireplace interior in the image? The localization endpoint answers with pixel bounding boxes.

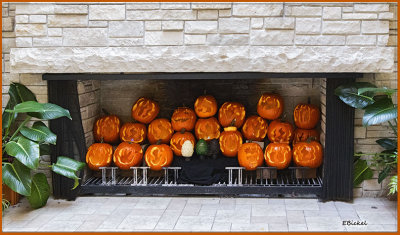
[45,73,359,201]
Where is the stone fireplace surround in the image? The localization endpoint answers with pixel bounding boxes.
[3,2,397,197]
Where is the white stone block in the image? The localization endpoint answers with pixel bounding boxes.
[342,7,354,13]
[342,13,377,20]
[15,15,28,23]
[2,17,14,31]
[346,35,376,46]
[184,34,206,45]
[295,18,321,34]
[251,18,263,29]
[29,15,46,23]
[361,21,389,34]
[232,3,283,16]
[295,35,345,45]
[191,3,231,10]
[198,10,218,20]
[89,5,125,20]
[48,28,62,36]
[126,3,160,10]
[322,21,361,34]
[250,30,294,45]
[185,21,217,33]
[126,10,196,20]
[322,7,341,19]
[145,31,183,45]
[354,4,389,12]
[264,17,294,29]
[160,3,190,10]
[219,18,250,33]
[207,34,249,45]
[15,37,32,47]
[145,21,161,31]
[33,37,62,47]
[54,5,88,14]
[15,24,47,36]
[63,28,108,46]
[48,15,87,27]
[219,9,231,17]
[377,35,389,45]
[15,4,54,14]
[162,21,184,31]
[108,38,143,46]
[287,6,322,16]
[88,21,108,28]
[379,12,394,20]
[109,21,144,37]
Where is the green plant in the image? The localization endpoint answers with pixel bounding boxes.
[335,82,397,194]
[2,198,10,215]
[2,83,85,209]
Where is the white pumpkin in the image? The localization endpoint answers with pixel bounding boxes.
[181,140,194,157]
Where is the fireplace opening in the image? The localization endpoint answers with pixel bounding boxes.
[45,73,358,201]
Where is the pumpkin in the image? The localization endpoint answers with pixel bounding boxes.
[131,97,160,124]
[264,143,292,170]
[144,142,173,171]
[238,142,264,171]
[267,119,294,143]
[219,126,243,157]
[207,139,220,159]
[119,122,147,144]
[194,117,221,140]
[293,103,320,129]
[194,95,218,118]
[293,128,319,145]
[196,139,208,157]
[241,115,268,141]
[170,130,196,156]
[147,118,174,144]
[113,142,143,170]
[86,143,113,171]
[218,102,246,128]
[171,107,197,132]
[293,140,323,168]
[181,140,194,158]
[257,93,284,120]
[93,115,121,144]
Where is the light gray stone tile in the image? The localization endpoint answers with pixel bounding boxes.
[339,210,360,220]
[285,199,319,210]
[251,215,287,224]
[155,210,181,230]
[382,224,397,231]
[215,209,251,224]
[181,203,201,216]
[288,224,308,231]
[252,204,286,216]
[305,216,342,225]
[307,223,346,231]
[134,197,171,209]
[357,212,397,224]
[345,224,385,231]
[187,197,220,204]
[118,215,160,230]
[353,197,385,205]
[76,220,106,231]
[174,216,214,231]
[211,222,231,232]
[128,209,165,216]
[269,223,288,231]
[38,220,83,232]
[166,198,187,211]
[304,209,339,217]
[231,223,268,232]
[335,201,356,211]
[287,210,305,224]
[236,197,269,205]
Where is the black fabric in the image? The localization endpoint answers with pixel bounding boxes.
[173,154,239,185]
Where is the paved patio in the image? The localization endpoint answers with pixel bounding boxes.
[2,196,397,232]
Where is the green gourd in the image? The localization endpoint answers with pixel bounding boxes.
[195,139,208,159]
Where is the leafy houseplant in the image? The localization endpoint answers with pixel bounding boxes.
[335,82,397,195]
[2,83,85,209]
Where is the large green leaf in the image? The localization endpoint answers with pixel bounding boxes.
[6,101,72,120]
[51,157,85,190]
[378,165,393,184]
[5,136,40,170]
[2,159,32,196]
[39,143,51,156]
[376,138,397,150]
[353,158,373,186]
[363,98,397,126]
[335,82,377,109]
[26,173,50,209]
[358,87,397,96]
[20,121,57,145]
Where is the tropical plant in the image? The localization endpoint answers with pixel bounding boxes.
[335,82,397,195]
[2,83,85,209]
[2,198,10,215]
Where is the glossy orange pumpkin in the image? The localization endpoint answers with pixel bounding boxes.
[293,141,323,168]
[241,115,268,141]
[93,115,121,144]
[145,143,173,171]
[131,97,160,124]
[238,142,264,171]
[147,118,174,144]
[257,93,284,120]
[113,142,143,170]
[293,128,319,145]
[194,117,221,141]
[171,107,197,132]
[170,130,196,156]
[194,95,218,118]
[267,119,294,143]
[119,122,147,144]
[218,102,246,128]
[219,126,243,157]
[264,143,292,170]
[86,143,113,170]
[294,103,320,129]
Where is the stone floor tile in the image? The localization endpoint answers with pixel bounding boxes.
[3,227,39,232]
[306,223,346,231]
[134,197,171,210]
[181,203,201,216]
[305,216,343,225]
[128,208,165,216]
[38,220,83,232]
[251,216,287,224]
[187,197,220,204]
[118,215,160,230]
[338,210,360,220]
[211,222,231,232]
[97,209,130,229]
[382,224,398,231]
[215,208,251,224]
[199,208,217,216]
[76,220,107,231]
[288,223,308,231]
[251,204,286,216]
[353,204,391,213]
[287,210,306,224]
[304,209,339,217]
[345,224,385,231]
[357,212,397,224]
[166,198,187,211]
[155,210,181,230]
[269,223,288,231]
[335,201,356,211]
[236,197,268,205]
[353,197,384,205]
[318,201,337,211]
[231,222,268,231]
[285,199,319,210]
[174,215,214,231]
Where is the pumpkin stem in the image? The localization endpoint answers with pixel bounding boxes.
[102,108,110,116]
[230,119,236,127]
[180,128,186,134]
[306,136,316,143]
[307,97,311,104]
[156,139,162,145]
[280,112,287,122]
[100,137,104,143]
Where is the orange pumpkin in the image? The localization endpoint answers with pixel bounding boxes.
[293,128,319,145]
[293,141,323,168]
[219,126,243,157]
[86,143,113,170]
[241,115,268,141]
[170,130,196,156]
[147,118,174,144]
[93,115,121,144]
[119,122,147,144]
[194,95,218,118]
[257,93,284,120]
[264,143,292,170]
[267,119,294,143]
[294,103,320,129]
[131,97,160,124]
[171,107,197,132]
[194,117,221,141]
[145,143,173,171]
[113,142,143,170]
[238,142,264,171]
[218,102,246,128]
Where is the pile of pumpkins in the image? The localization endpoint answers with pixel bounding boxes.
[86,93,323,172]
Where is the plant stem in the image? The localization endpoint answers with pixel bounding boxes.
[388,120,397,136]
[8,116,31,142]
